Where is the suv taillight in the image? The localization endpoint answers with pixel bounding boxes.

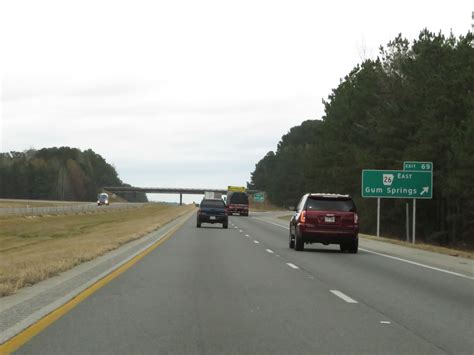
[299,211,306,223]
[354,213,359,224]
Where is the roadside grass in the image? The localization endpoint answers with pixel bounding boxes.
[0,204,195,297]
[359,234,474,259]
[277,215,473,259]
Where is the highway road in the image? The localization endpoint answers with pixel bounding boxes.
[13,212,474,354]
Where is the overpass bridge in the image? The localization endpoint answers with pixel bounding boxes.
[104,186,254,205]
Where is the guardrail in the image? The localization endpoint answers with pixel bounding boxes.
[0,203,148,217]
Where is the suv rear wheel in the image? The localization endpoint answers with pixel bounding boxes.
[289,231,295,249]
[294,231,304,251]
[340,239,358,253]
[348,238,358,253]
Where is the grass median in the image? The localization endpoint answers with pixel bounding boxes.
[0,203,195,297]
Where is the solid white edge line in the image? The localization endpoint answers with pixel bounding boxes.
[330,290,358,303]
[252,217,289,229]
[265,249,274,253]
[286,263,299,269]
[359,248,474,280]
[253,218,473,280]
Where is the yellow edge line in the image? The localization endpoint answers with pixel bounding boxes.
[0,213,191,355]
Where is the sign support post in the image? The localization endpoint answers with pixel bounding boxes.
[412,199,416,244]
[376,198,380,237]
[406,203,410,242]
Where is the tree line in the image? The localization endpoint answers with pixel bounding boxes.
[0,147,148,202]
[248,30,474,248]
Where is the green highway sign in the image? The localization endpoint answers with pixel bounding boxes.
[403,161,433,171]
[362,170,432,199]
[253,193,265,202]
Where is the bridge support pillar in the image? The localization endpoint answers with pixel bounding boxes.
[180,193,183,206]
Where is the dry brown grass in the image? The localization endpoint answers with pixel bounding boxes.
[249,200,285,212]
[0,204,195,297]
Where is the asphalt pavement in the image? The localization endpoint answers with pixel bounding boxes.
[13,212,474,354]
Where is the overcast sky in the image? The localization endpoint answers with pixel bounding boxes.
[1,1,472,202]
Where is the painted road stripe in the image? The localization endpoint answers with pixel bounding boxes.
[265,249,274,254]
[239,230,243,232]
[380,321,391,324]
[253,240,260,244]
[359,248,474,280]
[286,263,299,269]
[253,217,289,229]
[245,234,250,237]
[0,214,190,354]
[253,218,473,280]
[330,290,358,303]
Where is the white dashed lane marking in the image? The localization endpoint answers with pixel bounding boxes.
[252,217,289,229]
[330,290,358,304]
[286,263,299,269]
[265,249,274,254]
[239,230,243,233]
[253,240,260,244]
[253,217,474,280]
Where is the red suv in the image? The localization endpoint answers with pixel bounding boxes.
[289,193,359,253]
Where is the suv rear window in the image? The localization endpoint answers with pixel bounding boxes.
[201,200,226,208]
[306,198,356,212]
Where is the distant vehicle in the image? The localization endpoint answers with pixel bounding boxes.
[197,198,228,228]
[226,191,249,216]
[289,193,358,253]
[97,193,109,206]
[204,191,222,199]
